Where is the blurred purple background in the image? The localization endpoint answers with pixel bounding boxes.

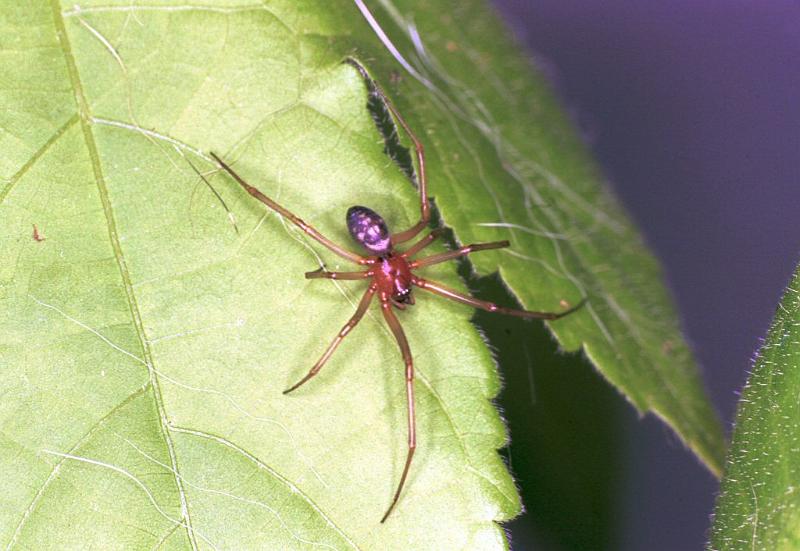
[490,1,800,549]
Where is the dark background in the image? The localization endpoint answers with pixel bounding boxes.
[485,1,800,549]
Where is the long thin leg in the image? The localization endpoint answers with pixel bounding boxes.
[410,240,510,269]
[379,298,416,523]
[305,268,374,280]
[369,86,430,245]
[211,152,372,266]
[413,276,587,320]
[400,228,443,259]
[284,284,377,394]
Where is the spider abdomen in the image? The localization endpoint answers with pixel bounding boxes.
[347,205,391,255]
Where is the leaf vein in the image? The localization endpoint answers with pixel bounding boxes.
[4,384,149,550]
[0,114,78,206]
[168,425,362,551]
[49,1,200,546]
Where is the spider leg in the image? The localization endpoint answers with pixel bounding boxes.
[413,276,587,320]
[284,284,377,394]
[410,240,510,269]
[368,87,429,245]
[400,228,444,259]
[211,152,372,266]
[305,268,374,280]
[379,297,416,523]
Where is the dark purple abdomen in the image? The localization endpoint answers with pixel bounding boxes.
[346,206,391,255]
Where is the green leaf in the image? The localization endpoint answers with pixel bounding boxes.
[709,266,800,550]
[342,2,725,469]
[352,3,726,542]
[1,0,723,548]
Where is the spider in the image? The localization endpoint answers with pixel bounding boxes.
[209,84,585,523]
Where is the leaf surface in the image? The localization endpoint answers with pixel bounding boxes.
[347,1,725,470]
[1,0,722,548]
[709,266,800,550]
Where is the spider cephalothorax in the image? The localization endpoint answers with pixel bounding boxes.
[210,79,585,523]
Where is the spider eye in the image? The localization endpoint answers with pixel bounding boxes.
[346,206,391,255]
